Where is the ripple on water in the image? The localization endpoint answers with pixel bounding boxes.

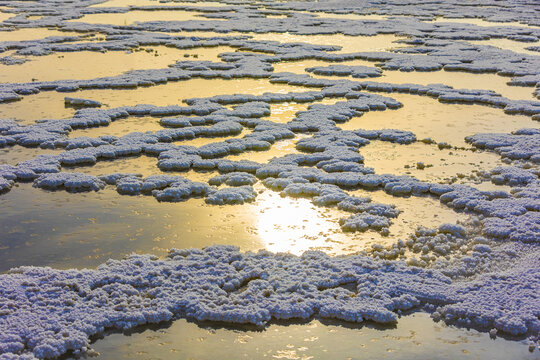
[0,181,395,271]
[69,313,538,360]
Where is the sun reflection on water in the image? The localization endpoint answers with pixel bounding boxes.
[256,189,346,255]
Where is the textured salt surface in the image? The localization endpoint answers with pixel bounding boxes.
[0,0,539,358]
[0,245,538,359]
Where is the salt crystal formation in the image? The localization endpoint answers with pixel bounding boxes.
[0,245,538,359]
[0,0,539,358]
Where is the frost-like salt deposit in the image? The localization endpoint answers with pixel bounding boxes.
[209,171,257,186]
[64,97,101,108]
[205,185,256,204]
[0,245,538,359]
[466,129,540,163]
[306,65,382,79]
[0,0,539,358]
[33,172,105,192]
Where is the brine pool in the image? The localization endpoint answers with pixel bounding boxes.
[0,2,539,359]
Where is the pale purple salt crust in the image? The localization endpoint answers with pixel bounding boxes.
[0,1,539,357]
[0,244,538,359]
[466,129,540,163]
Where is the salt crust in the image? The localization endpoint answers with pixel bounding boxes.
[0,0,539,357]
[0,244,538,359]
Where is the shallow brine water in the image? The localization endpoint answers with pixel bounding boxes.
[0,1,539,359]
[0,45,238,83]
[0,79,308,122]
[70,10,228,26]
[89,0,228,7]
[0,28,85,42]
[71,313,537,360]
